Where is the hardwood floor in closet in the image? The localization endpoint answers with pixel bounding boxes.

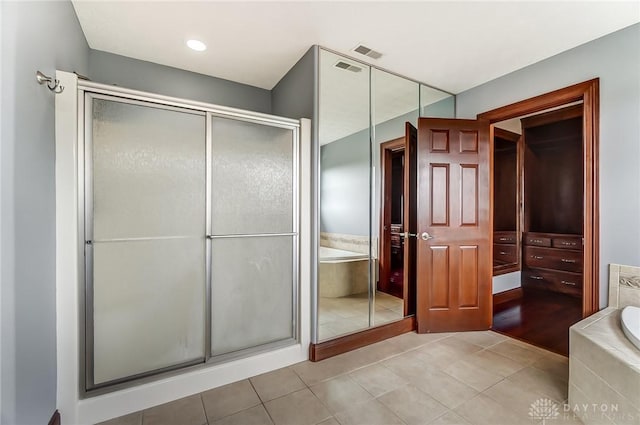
[492,289,581,356]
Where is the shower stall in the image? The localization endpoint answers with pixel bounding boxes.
[54,73,309,416]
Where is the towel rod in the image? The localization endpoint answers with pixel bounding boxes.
[36,71,64,94]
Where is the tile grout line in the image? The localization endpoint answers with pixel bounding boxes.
[305,363,408,424]
[247,378,277,425]
[114,332,568,425]
[481,375,565,419]
[425,408,457,425]
[199,392,209,425]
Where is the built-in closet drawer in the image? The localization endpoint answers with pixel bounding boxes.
[493,244,517,264]
[494,231,517,244]
[523,233,551,247]
[390,224,403,249]
[524,246,582,273]
[524,232,583,250]
[522,269,582,297]
[552,235,582,250]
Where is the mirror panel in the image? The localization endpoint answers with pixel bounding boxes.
[318,49,371,341]
[420,84,455,118]
[372,69,419,327]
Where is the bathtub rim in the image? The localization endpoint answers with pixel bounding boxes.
[319,246,369,263]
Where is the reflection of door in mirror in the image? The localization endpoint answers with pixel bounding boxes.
[378,123,418,318]
[493,127,521,275]
[379,138,406,300]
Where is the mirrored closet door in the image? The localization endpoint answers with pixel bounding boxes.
[372,68,419,327]
[318,50,372,340]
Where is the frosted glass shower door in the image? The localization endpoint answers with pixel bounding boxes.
[87,96,207,386]
[210,116,297,356]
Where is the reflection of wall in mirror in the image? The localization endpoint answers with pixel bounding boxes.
[422,96,455,118]
[320,95,455,241]
[320,130,369,237]
[320,109,418,241]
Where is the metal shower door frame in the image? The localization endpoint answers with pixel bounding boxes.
[78,83,301,396]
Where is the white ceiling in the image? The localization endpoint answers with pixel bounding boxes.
[72,1,640,94]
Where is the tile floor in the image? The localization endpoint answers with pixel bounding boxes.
[318,291,404,341]
[99,331,584,425]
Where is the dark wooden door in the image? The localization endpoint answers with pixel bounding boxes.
[403,122,417,316]
[416,118,492,332]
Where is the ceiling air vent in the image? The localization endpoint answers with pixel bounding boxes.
[334,61,362,73]
[353,44,382,60]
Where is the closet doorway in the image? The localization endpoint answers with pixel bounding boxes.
[480,79,600,356]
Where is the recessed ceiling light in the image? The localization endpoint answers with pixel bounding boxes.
[187,39,207,52]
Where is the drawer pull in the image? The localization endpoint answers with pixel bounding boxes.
[561,259,576,263]
[499,251,508,255]
[530,276,544,280]
[530,239,544,243]
[561,242,575,246]
[499,237,510,241]
[561,280,577,286]
[531,255,543,260]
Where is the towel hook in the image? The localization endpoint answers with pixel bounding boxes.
[36,71,64,94]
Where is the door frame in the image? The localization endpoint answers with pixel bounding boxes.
[477,78,599,317]
[379,137,405,301]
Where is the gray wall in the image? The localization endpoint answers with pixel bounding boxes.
[89,50,272,114]
[456,23,640,308]
[1,2,89,424]
[271,46,317,120]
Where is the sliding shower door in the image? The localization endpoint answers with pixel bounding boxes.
[209,116,297,357]
[86,95,207,387]
[84,92,299,392]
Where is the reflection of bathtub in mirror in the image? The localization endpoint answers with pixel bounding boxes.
[319,246,369,297]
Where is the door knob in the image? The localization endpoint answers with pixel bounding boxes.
[421,232,434,241]
[400,232,418,239]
